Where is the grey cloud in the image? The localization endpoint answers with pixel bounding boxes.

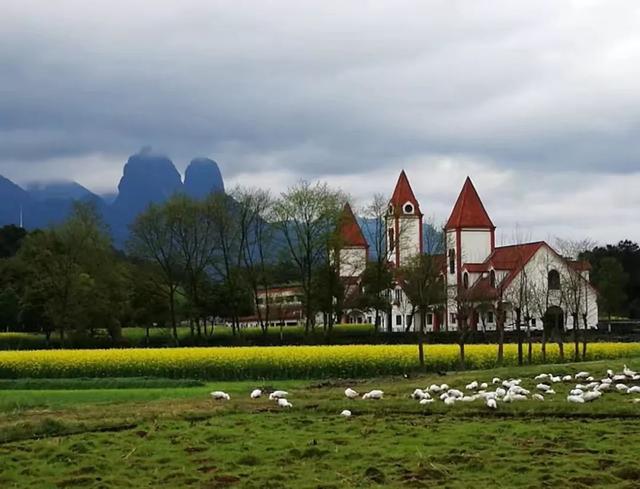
[1,0,640,240]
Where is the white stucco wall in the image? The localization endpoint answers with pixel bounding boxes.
[503,245,599,330]
[460,229,492,264]
[396,217,421,267]
[339,247,367,278]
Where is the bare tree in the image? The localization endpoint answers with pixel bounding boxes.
[234,187,275,334]
[205,193,248,335]
[128,203,182,343]
[165,195,217,338]
[400,254,445,367]
[274,181,345,334]
[555,237,596,360]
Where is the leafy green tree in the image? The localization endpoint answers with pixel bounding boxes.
[0,287,20,332]
[16,202,120,345]
[594,256,628,324]
[0,225,27,258]
[584,240,640,318]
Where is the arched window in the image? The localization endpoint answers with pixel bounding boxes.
[463,272,469,289]
[548,269,560,290]
[388,228,395,250]
[448,249,455,274]
[489,270,496,288]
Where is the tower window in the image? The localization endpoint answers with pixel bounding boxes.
[490,270,496,288]
[463,272,469,289]
[448,249,455,274]
[548,270,560,290]
[388,204,394,215]
[403,202,414,214]
[388,228,395,250]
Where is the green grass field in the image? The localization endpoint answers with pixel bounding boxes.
[1,358,640,488]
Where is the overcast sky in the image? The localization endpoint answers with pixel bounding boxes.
[2,1,640,243]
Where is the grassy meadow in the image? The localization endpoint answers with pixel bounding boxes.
[1,357,639,488]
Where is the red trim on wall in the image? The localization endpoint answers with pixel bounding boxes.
[455,228,462,285]
[395,216,400,267]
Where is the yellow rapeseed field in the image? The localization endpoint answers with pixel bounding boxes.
[1,343,639,380]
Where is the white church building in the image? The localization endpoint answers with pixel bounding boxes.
[338,172,598,333]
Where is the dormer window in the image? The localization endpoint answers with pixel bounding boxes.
[463,272,469,289]
[489,270,496,288]
[448,249,455,274]
[388,204,394,215]
[403,202,414,214]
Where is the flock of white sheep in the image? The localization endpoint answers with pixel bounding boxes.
[210,364,640,417]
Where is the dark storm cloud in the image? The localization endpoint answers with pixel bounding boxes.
[1,1,640,240]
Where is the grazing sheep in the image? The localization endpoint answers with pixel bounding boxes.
[362,390,384,400]
[269,390,289,400]
[344,388,359,399]
[210,391,231,401]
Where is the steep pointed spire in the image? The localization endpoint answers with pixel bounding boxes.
[389,170,422,216]
[445,177,494,230]
[338,203,369,248]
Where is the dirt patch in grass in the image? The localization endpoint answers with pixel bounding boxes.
[364,466,386,484]
[614,467,640,480]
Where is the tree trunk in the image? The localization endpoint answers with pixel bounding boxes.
[541,327,547,362]
[527,321,532,364]
[497,309,504,366]
[581,314,588,360]
[459,341,465,370]
[169,287,178,346]
[515,308,523,366]
[417,307,425,368]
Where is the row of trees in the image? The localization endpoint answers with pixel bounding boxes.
[0,180,634,359]
[0,182,400,344]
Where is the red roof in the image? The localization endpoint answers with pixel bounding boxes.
[462,263,490,273]
[338,203,368,248]
[445,177,494,230]
[490,242,544,270]
[389,170,422,216]
[463,241,596,300]
[465,276,499,301]
[461,242,543,300]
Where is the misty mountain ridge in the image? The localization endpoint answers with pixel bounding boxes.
[0,148,225,245]
[0,149,440,253]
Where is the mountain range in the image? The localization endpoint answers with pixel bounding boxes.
[0,148,225,246]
